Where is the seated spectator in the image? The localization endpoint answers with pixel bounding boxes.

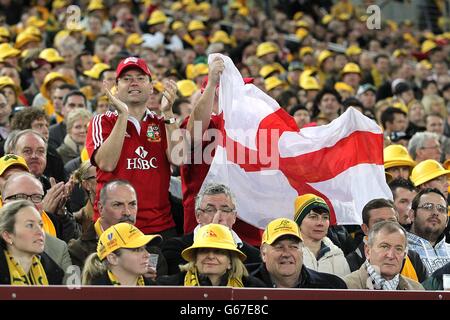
[344,221,424,290]
[294,194,351,278]
[157,223,265,287]
[82,223,160,286]
[251,218,347,288]
[161,183,261,275]
[422,261,450,290]
[0,200,64,285]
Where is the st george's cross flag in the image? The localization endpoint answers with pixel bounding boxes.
[199,54,392,229]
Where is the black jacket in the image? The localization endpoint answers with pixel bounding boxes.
[345,241,428,282]
[161,232,261,275]
[157,270,266,287]
[48,122,66,150]
[250,263,347,289]
[0,248,64,285]
[90,272,155,285]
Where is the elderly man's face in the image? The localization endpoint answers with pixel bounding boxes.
[261,237,303,280]
[14,133,47,177]
[195,193,237,228]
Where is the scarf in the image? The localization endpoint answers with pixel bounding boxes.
[63,134,83,155]
[107,270,145,286]
[41,211,56,237]
[184,268,244,287]
[94,218,104,238]
[365,260,400,290]
[4,250,48,285]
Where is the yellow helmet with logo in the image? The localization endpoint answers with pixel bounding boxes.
[384,145,415,170]
[410,159,450,187]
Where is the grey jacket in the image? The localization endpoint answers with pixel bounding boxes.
[44,233,72,274]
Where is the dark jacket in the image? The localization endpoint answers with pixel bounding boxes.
[90,272,155,286]
[161,232,262,275]
[47,210,81,243]
[345,241,428,282]
[68,222,168,276]
[250,264,347,289]
[0,248,64,285]
[45,145,67,182]
[422,261,450,290]
[157,270,266,287]
[48,122,66,150]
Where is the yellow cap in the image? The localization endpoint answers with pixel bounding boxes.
[40,72,71,99]
[345,45,362,56]
[182,224,246,262]
[321,14,333,25]
[295,20,309,29]
[419,60,433,70]
[259,64,277,79]
[264,76,284,91]
[187,20,206,32]
[317,50,333,66]
[299,46,313,58]
[53,30,71,47]
[262,218,302,245]
[87,0,105,11]
[153,80,164,93]
[177,79,198,97]
[300,76,320,90]
[14,33,40,49]
[0,43,21,61]
[110,27,127,36]
[126,33,144,48]
[26,16,46,28]
[197,1,211,12]
[192,63,208,78]
[421,40,437,54]
[393,49,407,58]
[256,42,278,58]
[97,223,161,260]
[295,28,309,40]
[209,30,231,45]
[0,154,29,176]
[84,63,111,79]
[39,48,65,63]
[0,76,19,94]
[293,11,304,21]
[337,13,351,21]
[294,194,329,226]
[171,21,185,31]
[192,35,207,46]
[334,81,354,93]
[342,62,361,75]
[147,10,168,26]
[386,20,398,32]
[410,160,450,187]
[383,145,415,169]
[52,0,68,9]
[0,27,11,39]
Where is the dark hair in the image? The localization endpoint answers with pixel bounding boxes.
[63,90,87,107]
[411,188,446,212]
[74,50,93,75]
[172,98,191,116]
[289,104,308,116]
[362,198,395,225]
[389,178,416,198]
[342,97,364,111]
[312,87,342,118]
[277,90,299,109]
[380,107,407,129]
[11,107,49,131]
[374,54,389,64]
[421,79,438,90]
[58,84,78,92]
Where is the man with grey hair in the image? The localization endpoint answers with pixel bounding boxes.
[161,183,261,274]
[408,131,441,163]
[344,221,424,290]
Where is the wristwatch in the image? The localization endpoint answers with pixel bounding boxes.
[164,117,176,124]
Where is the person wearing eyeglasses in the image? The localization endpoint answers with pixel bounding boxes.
[1,172,72,273]
[0,200,64,285]
[407,188,450,276]
[82,222,161,285]
[85,57,181,241]
[344,221,424,290]
[161,183,261,275]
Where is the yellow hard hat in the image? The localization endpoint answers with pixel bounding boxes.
[345,45,362,56]
[209,30,231,45]
[109,27,127,36]
[52,0,68,10]
[295,28,309,40]
[84,63,111,80]
[317,50,333,66]
[171,21,185,31]
[40,72,71,99]
[383,145,415,169]
[39,48,65,63]
[410,159,450,187]
[393,49,407,58]
[14,33,41,49]
[192,35,207,46]
[87,0,105,11]
[125,33,144,48]
[296,20,309,29]
[334,81,354,94]
[53,30,71,47]
[0,43,21,60]
[419,60,433,70]
[197,1,211,12]
[176,79,198,97]
[0,27,11,39]
[300,76,320,91]
[293,11,304,21]
[192,63,208,79]
[259,64,277,79]
[26,16,46,28]
[152,80,164,93]
[337,13,351,21]
[264,76,284,91]
[170,1,182,11]
[0,76,19,94]
[182,224,246,262]
[342,62,361,75]
[256,42,278,58]
[147,10,168,26]
[321,14,333,25]
[421,40,437,54]
[187,20,206,32]
[299,46,313,58]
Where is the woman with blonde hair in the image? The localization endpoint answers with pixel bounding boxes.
[157,224,264,287]
[0,200,63,285]
[82,222,161,285]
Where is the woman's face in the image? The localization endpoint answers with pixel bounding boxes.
[299,210,330,242]
[1,86,16,107]
[114,246,150,276]
[2,206,45,255]
[70,118,89,144]
[195,248,231,278]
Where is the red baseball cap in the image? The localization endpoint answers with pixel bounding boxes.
[116,57,152,79]
[200,76,254,93]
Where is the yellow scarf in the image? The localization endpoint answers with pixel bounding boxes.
[107,270,145,286]
[41,211,56,237]
[184,268,244,287]
[94,218,104,238]
[4,250,49,285]
[400,255,418,282]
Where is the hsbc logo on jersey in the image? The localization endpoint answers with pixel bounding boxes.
[126,146,157,169]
